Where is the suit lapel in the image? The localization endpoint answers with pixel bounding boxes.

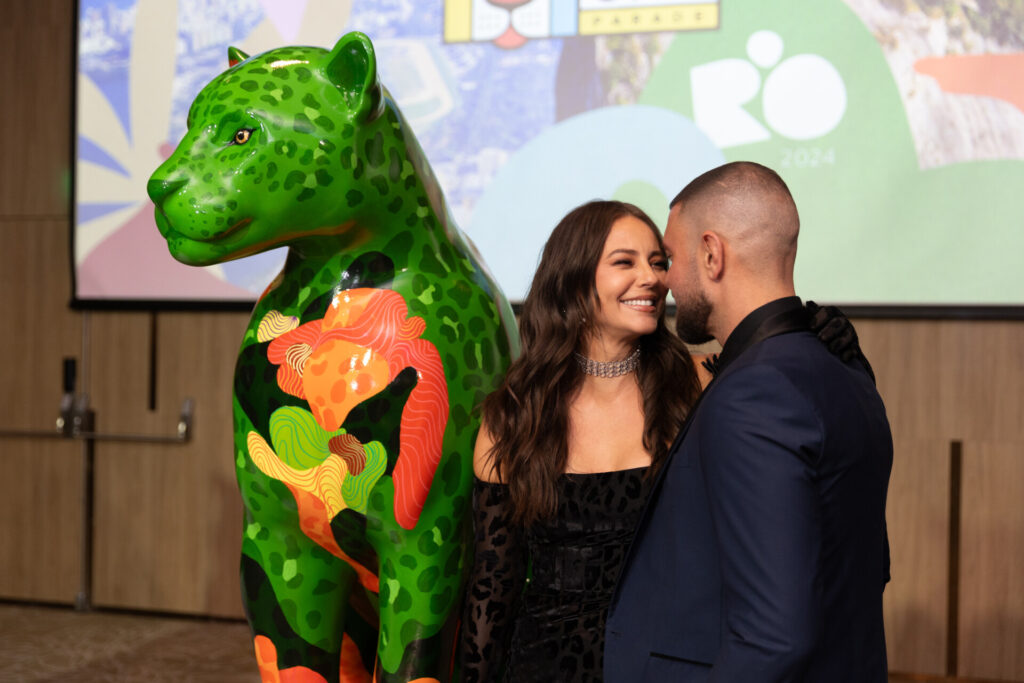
[648,381,711,499]
[654,305,809,487]
[609,381,714,608]
[611,302,813,611]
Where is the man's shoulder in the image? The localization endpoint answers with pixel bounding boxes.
[716,331,822,385]
[737,331,866,383]
[717,332,888,430]
[710,332,879,413]
[700,346,817,423]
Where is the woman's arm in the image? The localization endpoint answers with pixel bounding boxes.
[458,425,527,682]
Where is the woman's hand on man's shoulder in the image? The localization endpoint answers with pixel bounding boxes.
[690,353,715,389]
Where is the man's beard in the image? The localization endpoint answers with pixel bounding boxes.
[674,286,714,345]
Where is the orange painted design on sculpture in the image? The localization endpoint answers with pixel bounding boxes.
[267,288,449,529]
[303,339,390,430]
[339,633,373,683]
[247,431,348,517]
[330,433,368,475]
[370,675,441,683]
[287,485,380,593]
[255,635,330,683]
[246,430,379,592]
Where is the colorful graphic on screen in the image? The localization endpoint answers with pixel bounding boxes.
[75,0,1024,306]
[442,0,720,48]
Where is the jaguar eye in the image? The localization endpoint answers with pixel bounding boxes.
[232,129,253,145]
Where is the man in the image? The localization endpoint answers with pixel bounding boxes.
[605,161,892,682]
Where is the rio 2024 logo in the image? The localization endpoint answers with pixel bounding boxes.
[691,30,846,168]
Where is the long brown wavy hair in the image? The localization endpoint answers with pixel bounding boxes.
[481,200,700,526]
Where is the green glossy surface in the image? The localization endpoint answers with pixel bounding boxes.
[148,31,517,682]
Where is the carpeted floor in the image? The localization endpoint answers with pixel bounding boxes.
[0,603,1003,683]
[0,603,258,682]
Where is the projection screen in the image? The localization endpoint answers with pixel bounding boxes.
[73,0,1024,312]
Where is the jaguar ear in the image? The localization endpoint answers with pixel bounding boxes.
[228,46,250,67]
[323,31,384,121]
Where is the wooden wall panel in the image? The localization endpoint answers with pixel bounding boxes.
[83,311,152,435]
[0,222,82,603]
[857,319,1024,443]
[856,320,945,440]
[90,311,248,617]
[857,319,1024,681]
[0,224,80,426]
[858,321,949,674]
[882,437,950,676]
[939,323,1024,442]
[0,0,78,606]
[0,439,83,603]
[958,440,1024,681]
[0,0,74,217]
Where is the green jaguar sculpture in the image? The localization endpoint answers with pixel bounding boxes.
[147,31,518,683]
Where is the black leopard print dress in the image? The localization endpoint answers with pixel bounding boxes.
[459,467,650,682]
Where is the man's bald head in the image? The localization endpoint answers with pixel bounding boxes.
[670,161,799,281]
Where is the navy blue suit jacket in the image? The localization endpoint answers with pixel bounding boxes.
[605,299,892,682]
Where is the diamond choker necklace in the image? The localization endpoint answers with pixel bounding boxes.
[574,347,641,378]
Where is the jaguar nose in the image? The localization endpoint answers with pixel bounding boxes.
[147,177,186,204]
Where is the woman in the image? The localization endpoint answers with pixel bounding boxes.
[458,200,702,682]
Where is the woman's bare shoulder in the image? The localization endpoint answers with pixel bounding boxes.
[473,421,502,483]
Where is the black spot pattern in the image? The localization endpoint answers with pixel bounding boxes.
[330,508,378,573]
[459,468,650,682]
[342,366,417,474]
[234,342,306,437]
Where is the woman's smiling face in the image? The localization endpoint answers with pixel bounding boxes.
[588,215,668,354]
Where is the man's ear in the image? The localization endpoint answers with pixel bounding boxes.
[701,232,725,281]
